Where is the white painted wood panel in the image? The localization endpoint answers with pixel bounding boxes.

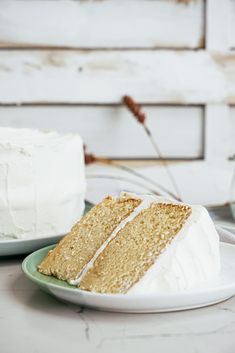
[0,106,203,159]
[230,0,235,49]
[206,0,230,51]
[0,0,204,49]
[228,106,235,158]
[0,50,229,104]
[0,0,231,206]
[87,161,233,206]
[205,105,230,161]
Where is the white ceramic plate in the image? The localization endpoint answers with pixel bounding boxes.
[22,242,235,313]
[0,234,64,257]
[215,221,235,232]
[208,204,235,231]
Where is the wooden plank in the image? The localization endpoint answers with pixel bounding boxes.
[0,105,203,159]
[228,106,235,159]
[230,0,235,49]
[204,105,230,161]
[206,0,230,51]
[0,50,230,104]
[213,53,235,103]
[87,161,233,206]
[0,0,204,49]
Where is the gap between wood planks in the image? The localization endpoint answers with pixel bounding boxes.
[0,45,205,51]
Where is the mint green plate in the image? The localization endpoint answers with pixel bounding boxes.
[22,243,235,313]
[22,245,76,293]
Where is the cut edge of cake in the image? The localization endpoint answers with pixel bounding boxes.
[37,193,141,281]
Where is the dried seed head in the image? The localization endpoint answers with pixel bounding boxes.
[123,95,145,124]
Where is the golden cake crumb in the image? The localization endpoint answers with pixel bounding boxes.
[38,194,141,281]
[79,203,192,294]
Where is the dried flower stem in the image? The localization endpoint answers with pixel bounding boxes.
[86,174,162,197]
[177,0,191,4]
[123,95,182,201]
[84,146,179,200]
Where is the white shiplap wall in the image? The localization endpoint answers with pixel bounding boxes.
[0,1,204,48]
[0,105,203,159]
[0,0,234,205]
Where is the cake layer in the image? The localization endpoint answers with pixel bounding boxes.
[0,127,86,239]
[38,194,141,281]
[78,202,192,294]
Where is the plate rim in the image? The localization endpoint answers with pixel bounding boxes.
[0,233,64,244]
[22,242,235,301]
[215,220,235,231]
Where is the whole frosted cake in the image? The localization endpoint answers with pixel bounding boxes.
[38,193,220,294]
[0,127,86,240]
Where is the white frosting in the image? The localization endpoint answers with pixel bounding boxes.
[129,202,221,294]
[72,193,220,293]
[0,127,86,240]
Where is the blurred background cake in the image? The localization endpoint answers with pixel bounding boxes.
[0,127,86,240]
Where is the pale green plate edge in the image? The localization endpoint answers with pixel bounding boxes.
[22,245,127,298]
[21,201,93,293]
[22,245,79,294]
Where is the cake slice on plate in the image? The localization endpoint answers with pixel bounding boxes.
[38,193,141,281]
[38,193,220,294]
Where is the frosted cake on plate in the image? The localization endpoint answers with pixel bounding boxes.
[0,127,86,240]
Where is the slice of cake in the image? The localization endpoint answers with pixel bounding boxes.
[38,193,220,294]
[38,194,141,281]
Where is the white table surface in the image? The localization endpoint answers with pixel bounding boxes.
[1,256,235,353]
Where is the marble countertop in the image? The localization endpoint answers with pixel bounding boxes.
[1,256,235,353]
